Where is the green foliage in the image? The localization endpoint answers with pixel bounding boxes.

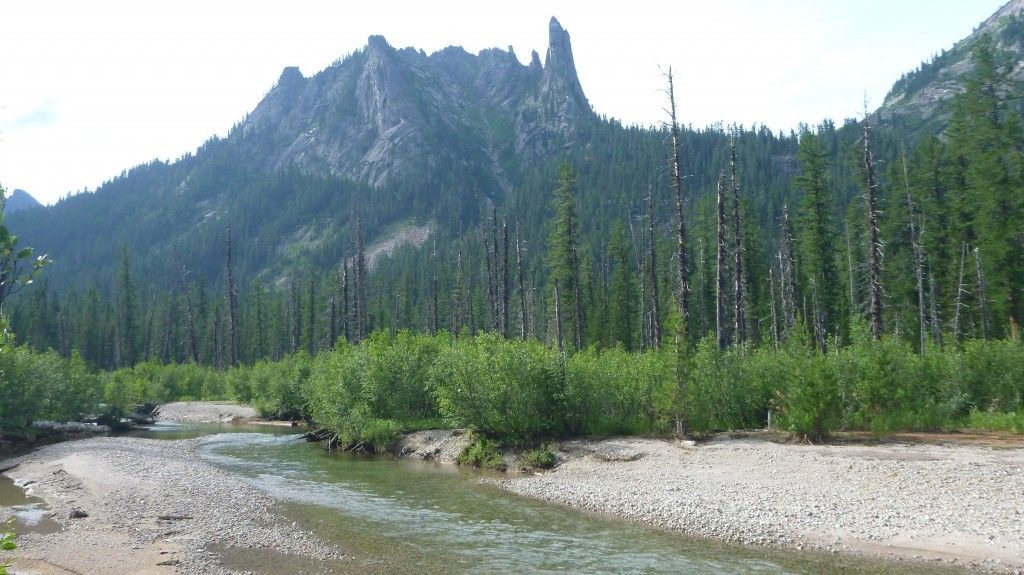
[247,352,312,420]
[776,346,842,442]
[456,431,505,470]
[520,443,556,469]
[564,346,673,436]
[433,333,564,444]
[1,525,15,575]
[683,338,774,433]
[960,339,1024,413]
[964,409,1024,433]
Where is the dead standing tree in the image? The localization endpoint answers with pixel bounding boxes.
[226,228,240,366]
[729,132,748,344]
[174,249,200,363]
[716,172,729,349]
[647,191,662,348]
[861,113,884,340]
[666,68,690,338]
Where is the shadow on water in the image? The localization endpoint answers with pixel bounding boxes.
[193,431,963,575]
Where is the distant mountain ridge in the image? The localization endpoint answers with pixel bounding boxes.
[232,16,591,191]
[7,5,1024,293]
[3,189,42,214]
[6,17,596,288]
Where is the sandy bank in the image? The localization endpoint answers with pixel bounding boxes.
[0,436,343,574]
[496,436,1024,573]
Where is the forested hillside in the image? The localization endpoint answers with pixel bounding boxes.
[4,10,1023,375]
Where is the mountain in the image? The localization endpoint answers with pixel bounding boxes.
[6,17,605,289]
[3,189,42,214]
[6,5,1023,296]
[237,17,591,191]
[877,0,1024,136]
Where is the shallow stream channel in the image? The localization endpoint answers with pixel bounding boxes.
[12,423,959,575]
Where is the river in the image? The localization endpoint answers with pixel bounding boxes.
[84,423,954,575]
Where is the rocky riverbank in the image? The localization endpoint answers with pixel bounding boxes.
[495,435,1024,573]
[0,400,345,575]
[156,401,259,424]
[0,436,344,574]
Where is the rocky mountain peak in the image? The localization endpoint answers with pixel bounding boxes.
[3,189,42,214]
[542,17,590,115]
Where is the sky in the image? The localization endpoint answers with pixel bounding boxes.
[0,0,1010,205]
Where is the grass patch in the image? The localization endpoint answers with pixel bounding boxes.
[456,432,505,470]
[520,443,557,469]
[964,410,1024,433]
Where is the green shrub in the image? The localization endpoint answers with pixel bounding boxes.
[1,525,15,575]
[565,346,673,436]
[521,443,557,469]
[0,346,53,430]
[964,409,1024,433]
[961,339,1024,413]
[777,349,842,442]
[362,330,447,421]
[248,352,313,420]
[434,333,564,444]
[457,432,505,470]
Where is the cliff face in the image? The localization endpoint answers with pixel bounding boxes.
[878,0,1024,130]
[233,17,592,192]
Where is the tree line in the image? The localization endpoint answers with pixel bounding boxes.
[3,36,1022,441]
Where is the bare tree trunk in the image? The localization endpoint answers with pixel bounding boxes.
[666,68,690,335]
[353,211,367,342]
[59,310,70,358]
[307,274,316,354]
[143,294,156,362]
[697,238,708,336]
[846,230,856,311]
[974,246,990,339]
[454,237,465,335]
[769,267,779,351]
[902,154,927,352]
[516,223,528,340]
[952,242,967,342]
[716,173,728,349]
[213,306,223,370]
[341,259,350,343]
[226,228,240,366]
[928,270,942,346]
[329,296,337,348]
[554,278,564,355]
[289,280,300,353]
[862,116,884,340]
[175,249,199,363]
[730,133,747,343]
[501,219,510,338]
[781,204,798,335]
[648,192,662,349]
[431,237,439,335]
[481,202,497,332]
[629,210,647,351]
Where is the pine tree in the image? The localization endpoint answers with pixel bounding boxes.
[794,130,843,347]
[608,221,637,349]
[547,162,583,351]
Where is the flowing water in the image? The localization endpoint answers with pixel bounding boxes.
[0,424,956,574]
[128,424,956,575]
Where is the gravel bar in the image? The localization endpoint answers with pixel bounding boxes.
[1,436,343,574]
[496,436,1024,573]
